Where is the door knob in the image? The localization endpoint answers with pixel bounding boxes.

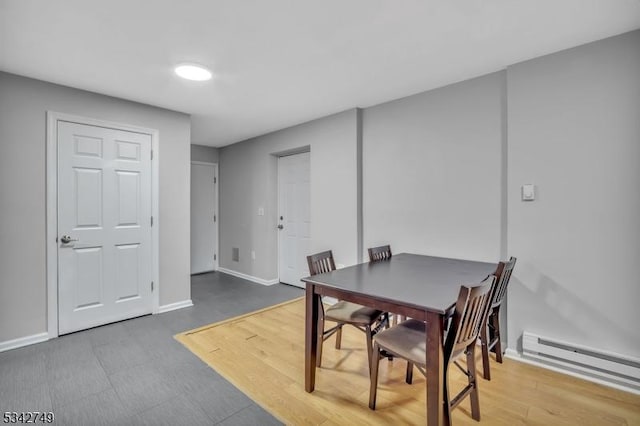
[60,235,79,244]
[277,224,284,230]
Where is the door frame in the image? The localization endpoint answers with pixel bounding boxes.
[190,161,219,273]
[276,150,310,287]
[46,111,160,339]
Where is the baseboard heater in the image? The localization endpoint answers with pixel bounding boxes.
[522,332,640,391]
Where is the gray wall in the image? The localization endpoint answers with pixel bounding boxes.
[0,72,192,343]
[217,30,640,360]
[218,109,359,278]
[363,72,505,263]
[506,30,640,356]
[191,144,219,163]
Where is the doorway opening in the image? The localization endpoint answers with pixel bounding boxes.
[191,161,219,274]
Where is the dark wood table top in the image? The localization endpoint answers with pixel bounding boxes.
[302,253,497,314]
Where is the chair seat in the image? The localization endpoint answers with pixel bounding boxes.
[373,319,427,364]
[325,301,383,325]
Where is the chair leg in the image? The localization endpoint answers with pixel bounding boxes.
[480,321,491,381]
[466,345,481,421]
[491,309,503,363]
[316,315,324,368]
[369,342,381,410]
[405,362,413,384]
[365,325,374,375]
[335,324,343,349]
[443,363,452,426]
[378,312,388,329]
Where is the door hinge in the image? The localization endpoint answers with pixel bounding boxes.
[214,177,217,184]
[151,150,154,160]
[151,281,154,292]
[214,254,217,261]
[151,216,153,227]
[214,214,216,222]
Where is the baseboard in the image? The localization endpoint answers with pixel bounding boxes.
[190,269,216,276]
[157,299,194,314]
[504,348,640,395]
[218,268,279,286]
[0,332,49,353]
[323,296,338,305]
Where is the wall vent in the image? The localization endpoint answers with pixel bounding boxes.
[522,332,640,390]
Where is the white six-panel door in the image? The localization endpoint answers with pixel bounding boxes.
[57,121,153,334]
[190,162,218,274]
[278,152,311,287]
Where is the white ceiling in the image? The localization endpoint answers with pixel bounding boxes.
[1,1,639,147]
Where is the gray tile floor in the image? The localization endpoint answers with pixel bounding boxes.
[0,272,303,425]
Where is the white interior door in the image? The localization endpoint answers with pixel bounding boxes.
[57,121,153,335]
[278,152,311,287]
[191,162,218,274]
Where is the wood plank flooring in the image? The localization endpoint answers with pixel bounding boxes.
[175,298,640,426]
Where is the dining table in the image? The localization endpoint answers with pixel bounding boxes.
[301,253,497,426]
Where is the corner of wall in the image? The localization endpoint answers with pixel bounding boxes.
[356,108,364,263]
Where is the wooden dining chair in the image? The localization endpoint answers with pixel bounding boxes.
[480,256,517,380]
[368,275,496,425]
[367,245,392,262]
[367,245,405,325]
[307,250,389,373]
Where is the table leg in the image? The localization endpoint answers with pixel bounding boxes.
[305,283,319,392]
[426,311,446,426]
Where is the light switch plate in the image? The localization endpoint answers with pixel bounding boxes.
[522,184,535,201]
[258,207,264,216]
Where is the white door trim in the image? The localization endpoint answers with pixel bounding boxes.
[46,111,160,339]
[277,151,311,287]
[190,160,219,272]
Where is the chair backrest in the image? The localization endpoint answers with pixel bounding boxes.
[368,245,392,262]
[445,275,496,362]
[490,257,517,310]
[307,250,336,276]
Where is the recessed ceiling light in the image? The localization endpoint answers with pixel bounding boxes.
[174,64,212,81]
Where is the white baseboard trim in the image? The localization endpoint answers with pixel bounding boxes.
[0,332,49,353]
[504,348,640,395]
[157,299,194,314]
[323,296,339,305]
[218,267,279,286]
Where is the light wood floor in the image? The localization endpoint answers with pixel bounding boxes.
[175,298,640,426]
